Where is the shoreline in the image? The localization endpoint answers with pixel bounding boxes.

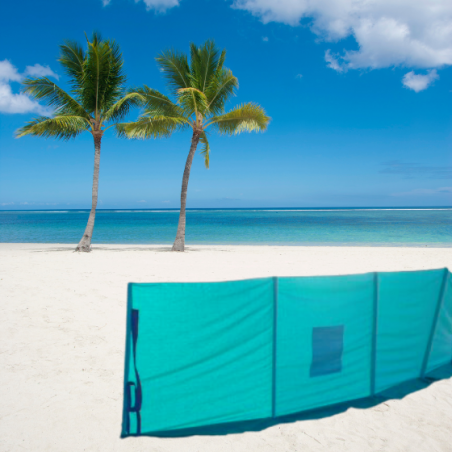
[2,242,452,249]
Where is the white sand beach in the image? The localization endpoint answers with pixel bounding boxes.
[1,243,452,452]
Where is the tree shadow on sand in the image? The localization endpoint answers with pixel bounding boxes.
[31,245,231,253]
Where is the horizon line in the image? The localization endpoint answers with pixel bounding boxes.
[1,206,452,212]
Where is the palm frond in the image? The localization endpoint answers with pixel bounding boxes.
[17,33,141,148]
[199,131,210,169]
[21,78,90,119]
[83,34,126,118]
[15,115,90,140]
[118,86,189,139]
[59,40,85,93]
[189,40,220,93]
[156,49,191,96]
[135,85,184,117]
[117,116,189,139]
[216,49,226,72]
[207,103,270,135]
[99,39,126,114]
[177,87,208,118]
[103,91,145,122]
[205,68,238,115]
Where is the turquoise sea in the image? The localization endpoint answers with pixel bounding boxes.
[0,208,451,246]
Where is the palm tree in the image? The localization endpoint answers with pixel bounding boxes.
[120,40,270,252]
[16,33,141,252]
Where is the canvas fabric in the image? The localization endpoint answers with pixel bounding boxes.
[121,268,451,437]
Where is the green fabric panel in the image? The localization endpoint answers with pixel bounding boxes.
[427,270,452,372]
[375,269,445,393]
[276,273,374,416]
[126,278,274,435]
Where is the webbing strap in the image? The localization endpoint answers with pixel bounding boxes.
[128,309,142,435]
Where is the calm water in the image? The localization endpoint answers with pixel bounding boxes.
[0,208,451,246]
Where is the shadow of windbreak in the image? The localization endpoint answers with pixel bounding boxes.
[91,246,174,253]
[135,363,452,438]
[86,246,232,253]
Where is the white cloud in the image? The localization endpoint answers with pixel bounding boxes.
[137,0,180,12]
[233,0,452,83]
[103,0,179,12]
[295,73,303,79]
[402,69,439,92]
[0,60,22,82]
[0,60,56,115]
[262,36,269,42]
[325,50,344,72]
[25,64,59,80]
[0,82,49,114]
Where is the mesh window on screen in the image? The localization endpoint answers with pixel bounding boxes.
[310,325,345,378]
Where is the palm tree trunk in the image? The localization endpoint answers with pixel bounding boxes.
[76,134,101,252]
[172,131,201,252]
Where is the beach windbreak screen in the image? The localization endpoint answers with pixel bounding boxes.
[122,269,452,437]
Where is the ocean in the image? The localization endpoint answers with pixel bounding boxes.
[0,208,451,246]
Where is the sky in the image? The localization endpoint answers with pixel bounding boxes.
[0,0,451,209]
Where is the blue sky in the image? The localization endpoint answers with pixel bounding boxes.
[0,0,451,209]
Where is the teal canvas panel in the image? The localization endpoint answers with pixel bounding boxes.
[121,269,451,437]
[375,269,446,393]
[122,278,274,436]
[276,274,374,416]
[427,270,452,373]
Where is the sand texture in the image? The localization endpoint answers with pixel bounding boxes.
[1,243,452,452]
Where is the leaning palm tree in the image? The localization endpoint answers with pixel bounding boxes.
[16,33,140,252]
[120,40,270,251]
